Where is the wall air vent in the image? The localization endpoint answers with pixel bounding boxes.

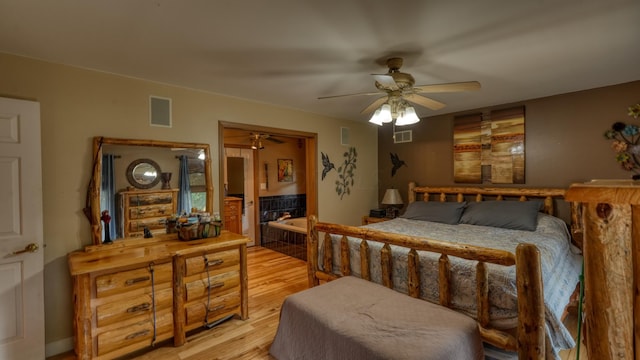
[394,130,412,144]
[149,95,172,127]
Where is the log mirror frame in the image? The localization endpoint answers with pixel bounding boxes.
[89,136,213,245]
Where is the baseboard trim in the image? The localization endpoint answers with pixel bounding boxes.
[46,337,74,358]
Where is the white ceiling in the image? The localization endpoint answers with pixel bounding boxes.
[1,0,639,122]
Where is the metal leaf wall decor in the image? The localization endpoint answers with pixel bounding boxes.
[335,147,357,199]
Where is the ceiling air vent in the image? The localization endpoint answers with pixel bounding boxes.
[394,130,412,144]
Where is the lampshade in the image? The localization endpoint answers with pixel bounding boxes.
[381,188,403,205]
[379,104,393,123]
[369,108,383,125]
[395,106,420,126]
[368,102,421,127]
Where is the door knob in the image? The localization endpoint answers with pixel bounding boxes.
[13,243,39,255]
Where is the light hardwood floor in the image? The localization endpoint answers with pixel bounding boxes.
[50,246,585,359]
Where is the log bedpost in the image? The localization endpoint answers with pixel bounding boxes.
[516,243,545,360]
[307,215,319,287]
[408,181,416,203]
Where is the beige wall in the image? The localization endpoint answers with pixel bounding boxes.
[378,80,640,207]
[0,53,378,355]
[258,140,306,196]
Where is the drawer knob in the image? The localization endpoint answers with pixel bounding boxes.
[125,276,150,286]
[206,259,224,267]
[127,302,151,313]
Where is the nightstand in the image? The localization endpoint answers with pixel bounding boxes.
[362,216,393,225]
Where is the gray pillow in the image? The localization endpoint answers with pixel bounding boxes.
[459,200,543,231]
[401,201,467,225]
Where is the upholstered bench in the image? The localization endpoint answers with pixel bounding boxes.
[270,276,485,360]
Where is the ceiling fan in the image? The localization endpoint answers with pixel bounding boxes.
[318,57,481,125]
[248,133,285,149]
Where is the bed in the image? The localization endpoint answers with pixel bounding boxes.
[296,184,583,359]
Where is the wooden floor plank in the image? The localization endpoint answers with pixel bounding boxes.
[48,246,586,359]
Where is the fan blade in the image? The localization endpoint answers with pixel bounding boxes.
[361,97,388,114]
[413,81,481,93]
[318,91,383,100]
[264,136,284,144]
[404,94,446,111]
[372,74,399,91]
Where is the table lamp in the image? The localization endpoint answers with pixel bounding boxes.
[381,188,403,218]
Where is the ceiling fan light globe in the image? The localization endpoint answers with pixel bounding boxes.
[396,106,420,126]
[379,104,393,123]
[369,109,383,126]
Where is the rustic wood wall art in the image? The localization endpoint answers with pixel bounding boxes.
[454,107,525,184]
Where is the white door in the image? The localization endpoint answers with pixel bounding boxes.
[224,148,256,246]
[0,97,44,360]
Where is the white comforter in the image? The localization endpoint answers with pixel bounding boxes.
[319,214,582,359]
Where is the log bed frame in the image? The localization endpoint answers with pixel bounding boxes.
[307,183,582,360]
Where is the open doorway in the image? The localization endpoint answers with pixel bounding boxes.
[219,122,318,249]
[223,147,256,245]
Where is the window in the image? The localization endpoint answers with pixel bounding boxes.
[188,158,207,211]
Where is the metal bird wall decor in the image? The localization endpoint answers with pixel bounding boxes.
[390,152,406,177]
[321,152,335,180]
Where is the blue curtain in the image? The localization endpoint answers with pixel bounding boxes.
[178,155,192,214]
[100,154,117,239]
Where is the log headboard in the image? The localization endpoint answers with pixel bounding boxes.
[407,182,584,250]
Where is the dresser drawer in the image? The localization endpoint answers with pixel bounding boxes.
[128,217,168,233]
[128,192,174,206]
[185,249,240,277]
[97,307,174,357]
[224,203,239,213]
[185,270,240,302]
[95,262,172,298]
[96,286,173,327]
[224,215,238,222]
[184,290,241,327]
[129,204,173,219]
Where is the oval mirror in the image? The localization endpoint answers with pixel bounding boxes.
[126,158,161,189]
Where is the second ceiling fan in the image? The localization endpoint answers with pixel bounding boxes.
[249,133,284,150]
[319,57,480,125]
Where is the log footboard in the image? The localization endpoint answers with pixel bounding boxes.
[306,215,545,359]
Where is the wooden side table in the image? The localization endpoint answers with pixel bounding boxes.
[362,216,393,225]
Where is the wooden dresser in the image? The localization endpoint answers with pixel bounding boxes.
[566,181,640,360]
[118,189,178,238]
[223,197,242,234]
[68,232,248,359]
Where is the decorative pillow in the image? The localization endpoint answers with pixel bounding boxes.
[400,201,467,225]
[459,200,543,231]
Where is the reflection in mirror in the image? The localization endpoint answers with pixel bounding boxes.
[89,137,212,245]
[227,157,245,197]
[126,158,161,189]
